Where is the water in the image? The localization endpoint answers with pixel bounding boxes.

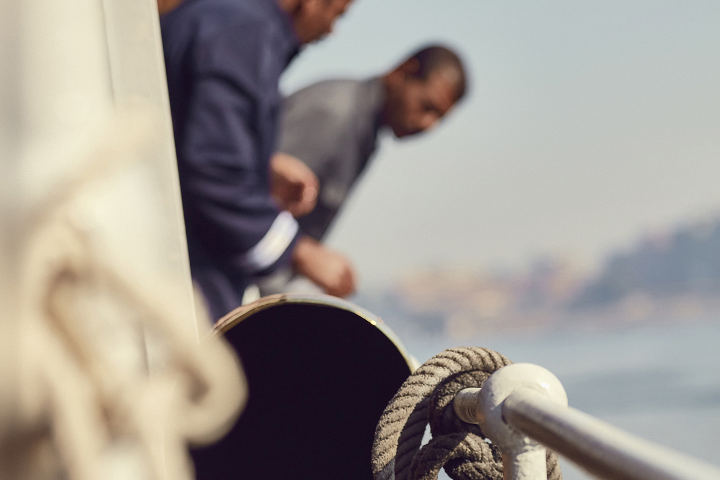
[392,319,720,479]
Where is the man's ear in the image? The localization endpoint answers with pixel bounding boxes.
[398,58,420,78]
[387,59,419,87]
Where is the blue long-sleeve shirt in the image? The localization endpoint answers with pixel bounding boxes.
[161,0,301,320]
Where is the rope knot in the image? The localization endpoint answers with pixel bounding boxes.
[371,347,562,480]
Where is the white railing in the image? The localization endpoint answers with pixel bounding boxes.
[453,364,720,480]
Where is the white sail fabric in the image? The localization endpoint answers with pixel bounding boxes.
[0,1,245,479]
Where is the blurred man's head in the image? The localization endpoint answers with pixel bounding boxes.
[382,45,467,138]
[280,0,353,44]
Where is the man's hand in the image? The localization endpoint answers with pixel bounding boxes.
[292,236,356,297]
[270,153,318,217]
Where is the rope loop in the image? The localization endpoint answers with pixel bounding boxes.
[371,347,562,480]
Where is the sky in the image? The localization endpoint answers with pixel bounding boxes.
[281,0,720,287]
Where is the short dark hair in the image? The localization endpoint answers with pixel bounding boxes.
[406,45,467,100]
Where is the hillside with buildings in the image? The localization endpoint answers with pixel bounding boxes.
[361,215,720,339]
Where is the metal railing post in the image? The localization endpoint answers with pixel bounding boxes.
[454,364,567,480]
[453,363,720,480]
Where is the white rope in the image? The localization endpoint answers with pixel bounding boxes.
[13,108,246,480]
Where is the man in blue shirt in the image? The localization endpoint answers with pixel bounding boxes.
[161,0,353,320]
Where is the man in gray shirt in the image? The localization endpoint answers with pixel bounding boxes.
[270,45,467,294]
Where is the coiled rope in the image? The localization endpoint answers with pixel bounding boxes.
[371,347,562,480]
[14,108,246,480]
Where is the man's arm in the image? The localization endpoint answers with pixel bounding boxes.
[269,153,356,297]
[292,236,356,297]
[178,28,298,275]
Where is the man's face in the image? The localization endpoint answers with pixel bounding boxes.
[385,70,458,139]
[294,0,353,44]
